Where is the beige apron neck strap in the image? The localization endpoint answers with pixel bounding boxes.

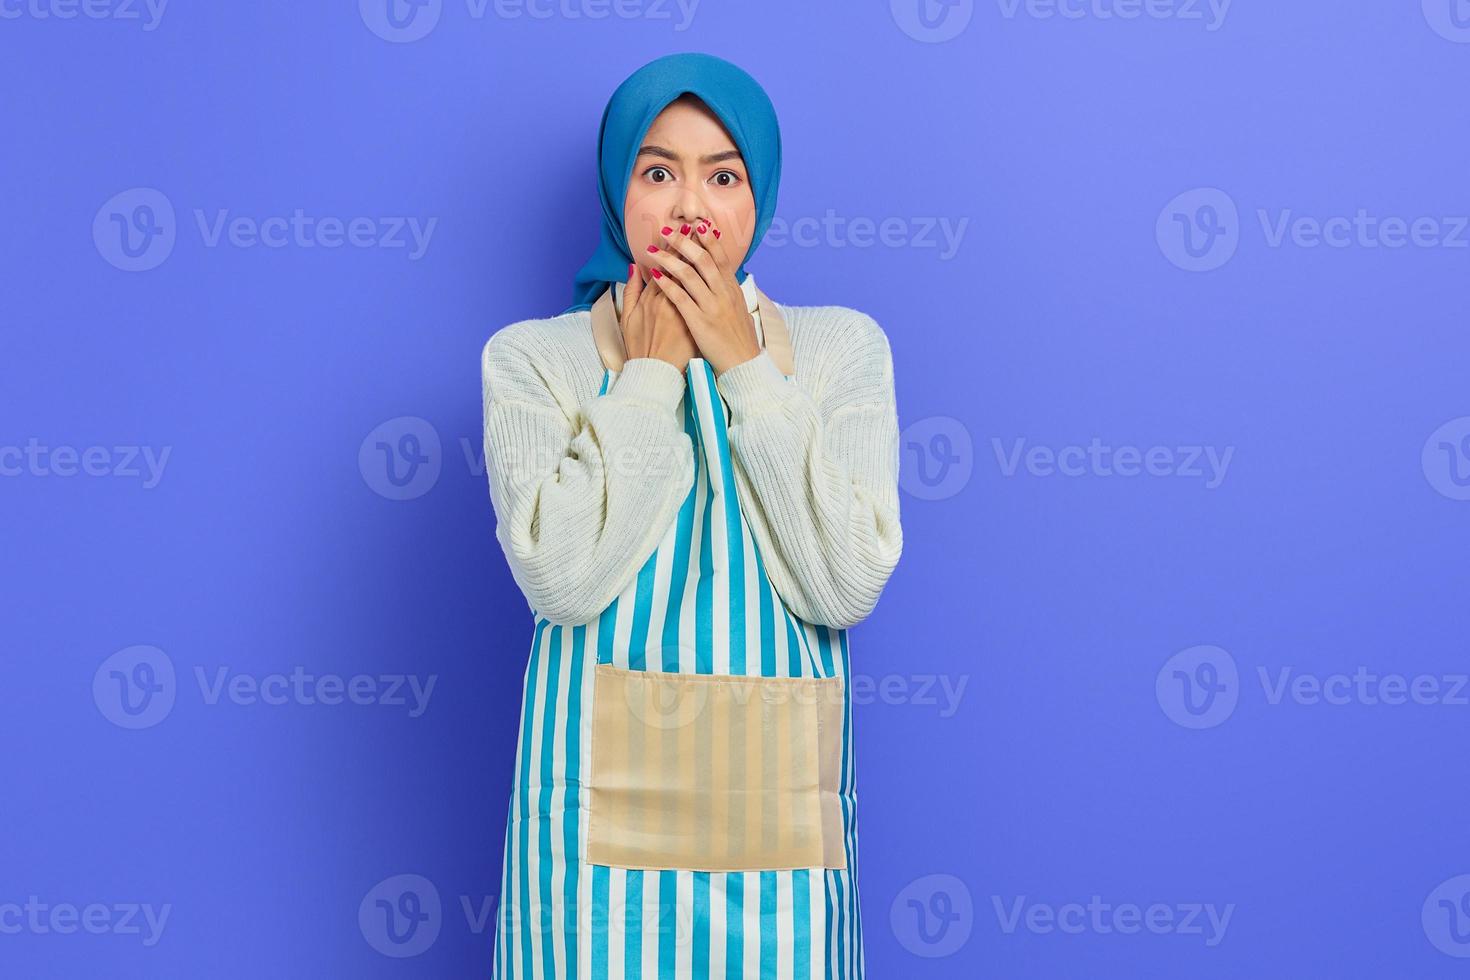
[754,287,795,377]
[588,282,796,377]
[589,286,627,372]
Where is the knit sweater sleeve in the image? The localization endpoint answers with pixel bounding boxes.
[480,320,695,625]
[713,309,903,629]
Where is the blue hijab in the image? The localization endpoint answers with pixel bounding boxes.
[564,52,782,314]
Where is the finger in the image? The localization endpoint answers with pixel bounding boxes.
[650,228,718,302]
[647,267,701,327]
[692,220,732,277]
[623,262,645,314]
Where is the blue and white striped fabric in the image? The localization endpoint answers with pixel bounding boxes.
[492,356,865,979]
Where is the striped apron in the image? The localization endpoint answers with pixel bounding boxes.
[491,295,865,979]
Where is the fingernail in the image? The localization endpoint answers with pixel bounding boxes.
[660,226,673,235]
[696,224,708,235]
[646,245,659,253]
[628,263,636,279]
[651,268,664,278]
[712,228,721,239]
[679,224,691,235]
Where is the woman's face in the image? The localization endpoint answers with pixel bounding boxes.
[622,95,757,279]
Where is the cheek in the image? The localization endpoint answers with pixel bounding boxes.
[621,186,664,253]
[711,192,757,243]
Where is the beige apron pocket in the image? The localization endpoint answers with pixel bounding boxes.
[586,663,847,872]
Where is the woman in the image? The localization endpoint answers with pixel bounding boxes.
[480,51,902,979]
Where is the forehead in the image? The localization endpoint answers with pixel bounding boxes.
[641,99,739,153]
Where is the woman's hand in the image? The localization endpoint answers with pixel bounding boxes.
[642,222,763,377]
[618,262,699,374]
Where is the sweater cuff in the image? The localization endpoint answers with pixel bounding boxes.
[715,349,789,419]
[612,357,687,412]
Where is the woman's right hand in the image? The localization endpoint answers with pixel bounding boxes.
[619,263,698,374]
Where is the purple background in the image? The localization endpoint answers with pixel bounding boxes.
[4,0,1470,976]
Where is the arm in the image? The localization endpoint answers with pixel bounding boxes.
[713,311,903,629]
[481,323,694,625]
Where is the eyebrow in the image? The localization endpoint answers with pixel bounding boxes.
[636,144,745,166]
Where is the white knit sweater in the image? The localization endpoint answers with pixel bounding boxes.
[479,272,902,629]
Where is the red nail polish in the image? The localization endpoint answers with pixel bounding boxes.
[628,263,636,279]
[679,224,691,235]
[651,268,664,278]
[712,228,721,239]
[646,244,659,253]
[660,226,673,235]
[696,224,708,234]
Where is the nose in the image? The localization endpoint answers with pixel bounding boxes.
[669,182,710,228]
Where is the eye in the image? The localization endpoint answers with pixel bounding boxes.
[711,170,743,188]
[643,165,674,183]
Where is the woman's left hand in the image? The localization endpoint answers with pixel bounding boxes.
[643,222,762,377]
